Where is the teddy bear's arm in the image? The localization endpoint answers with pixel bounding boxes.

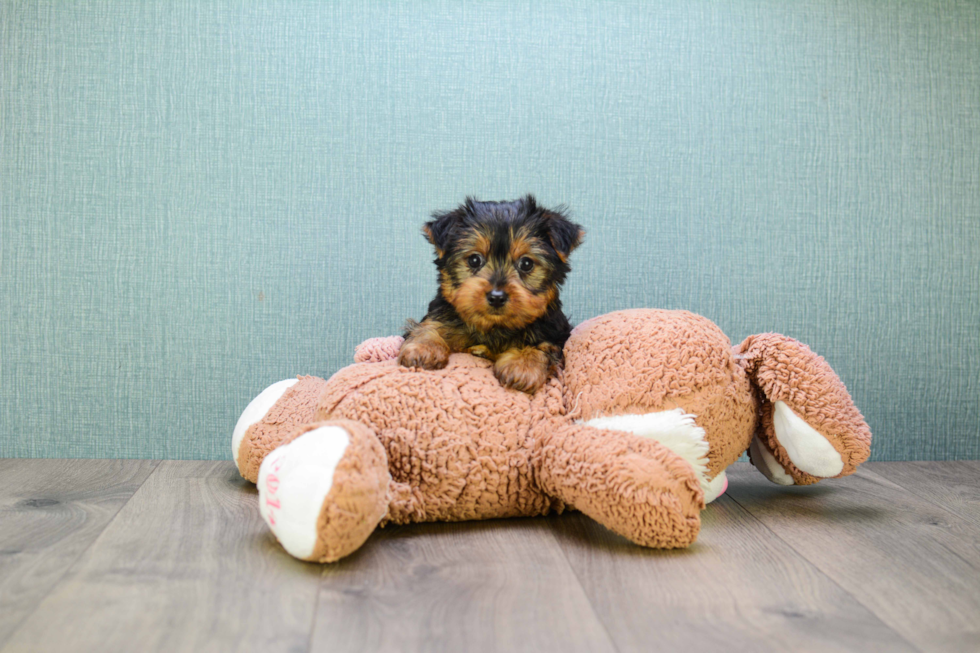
[535,422,704,548]
[353,336,404,364]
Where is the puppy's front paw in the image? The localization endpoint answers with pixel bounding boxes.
[397,340,450,370]
[493,347,549,394]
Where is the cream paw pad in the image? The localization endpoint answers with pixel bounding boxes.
[232,378,298,465]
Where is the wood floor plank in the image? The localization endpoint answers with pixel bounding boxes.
[725,462,980,653]
[311,517,616,653]
[865,461,980,527]
[551,479,915,653]
[5,459,975,652]
[0,458,158,648]
[1,461,322,653]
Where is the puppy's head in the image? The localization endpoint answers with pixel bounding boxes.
[423,195,584,332]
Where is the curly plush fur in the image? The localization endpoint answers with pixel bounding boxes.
[234,309,871,563]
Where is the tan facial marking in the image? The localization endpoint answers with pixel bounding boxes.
[440,271,459,303]
[451,276,497,331]
[509,236,532,261]
[458,231,491,261]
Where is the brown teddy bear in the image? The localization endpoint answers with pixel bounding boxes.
[232,309,871,562]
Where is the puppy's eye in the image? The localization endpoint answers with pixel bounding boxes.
[466,253,485,269]
[518,257,535,273]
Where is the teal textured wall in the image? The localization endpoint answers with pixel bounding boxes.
[2,1,978,460]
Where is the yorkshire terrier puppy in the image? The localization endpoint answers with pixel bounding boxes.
[398,195,584,394]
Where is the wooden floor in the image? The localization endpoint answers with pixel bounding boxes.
[0,460,977,653]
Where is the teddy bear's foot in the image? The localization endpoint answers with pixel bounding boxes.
[232,376,331,483]
[737,333,872,486]
[233,378,297,467]
[257,419,390,563]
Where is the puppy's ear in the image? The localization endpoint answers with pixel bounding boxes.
[542,210,585,262]
[423,204,468,258]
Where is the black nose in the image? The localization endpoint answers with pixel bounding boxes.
[487,289,508,308]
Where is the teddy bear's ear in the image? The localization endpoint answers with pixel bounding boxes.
[423,202,469,258]
[542,208,585,262]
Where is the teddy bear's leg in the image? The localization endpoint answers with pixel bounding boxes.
[736,334,872,486]
[257,419,391,563]
[585,409,730,504]
[232,376,330,483]
[536,422,704,548]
